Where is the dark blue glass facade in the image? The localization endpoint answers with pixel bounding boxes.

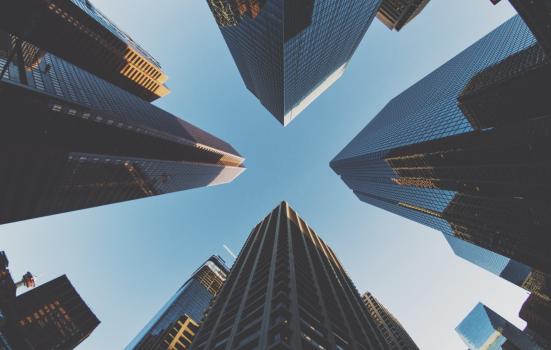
[126,256,229,350]
[333,16,535,161]
[0,33,245,224]
[208,0,382,125]
[331,16,551,273]
[456,303,543,350]
[445,236,532,286]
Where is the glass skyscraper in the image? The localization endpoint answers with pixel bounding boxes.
[331,16,551,274]
[191,202,389,350]
[14,275,100,350]
[1,251,99,350]
[1,0,169,101]
[456,303,543,350]
[520,294,551,349]
[127,256,229,350]
[207,0,382,126]
[445,236,550,301]
[0,30,245,225]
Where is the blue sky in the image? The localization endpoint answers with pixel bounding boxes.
[0,1,530,349]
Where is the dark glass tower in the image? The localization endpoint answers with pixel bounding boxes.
[0,0,169,101]
[14,275,100,350]
[190,202,388,350]
[207,0,382,126]
[445,236,551,301]
[1,252,98,350]
[127,256,229,350]
[491,0,551,58]
[519,294,551,349]
[331,16,551,274]
[456,303,543,350]
[0,31,245,225]
[361,292,418,350]
[376,0,430,31]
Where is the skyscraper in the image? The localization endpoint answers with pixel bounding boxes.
[14,275,100,350]
[445,236,551,301]
[376,0,430,31]
[206,0,382,126]
[490,0,551,58]
[456,303,543,350]
[0,251,99,350]
[361,292,419,349]
[519,294,551,349]
[190,202,388,350]
[0,31,245,225]
[0,0,169,101]
[127,256,229,350]
[331,16,551,274]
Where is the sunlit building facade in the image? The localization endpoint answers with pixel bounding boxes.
[361,292,418,349]
[376,0,430,31]
[127,256,229,350]
[456,303,543,350]
[190,202,388,350]
[0,0,169,101]
[331,16,551,274]
[0,31,245,225]
[207,0,382,125]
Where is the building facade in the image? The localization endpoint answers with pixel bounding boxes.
[456,303,543,350]
[190,202,388,350]
[0,0,169,101]
[331,16,551,274]
[0,31,245,225]
[361,292,418,349]
[158,315,200,350]
[14,275,100,350]
[1,251,99,350]
[127,256,229,350]
[491,0,551,58]
[207,0,382,125]
[519,294,551,350]
[376,0,430,31]
[445,236,551,301]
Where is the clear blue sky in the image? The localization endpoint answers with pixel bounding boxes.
[1,1,529,349]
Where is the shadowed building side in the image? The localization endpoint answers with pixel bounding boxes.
[0,0,169,101]
[14,275,100,350]
[520,294,551,350]
[1,253,99,350]
[190,202,389,350]
[0,33,245,225]
[331,16,551,275]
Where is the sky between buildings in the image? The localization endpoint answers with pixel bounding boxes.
[0,1,529,349]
